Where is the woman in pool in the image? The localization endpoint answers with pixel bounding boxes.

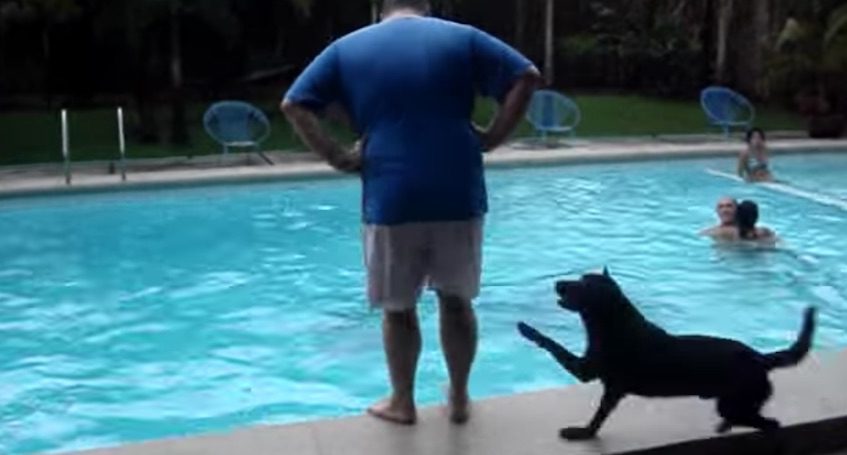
[738,128,775,182]
[735,200,777,244]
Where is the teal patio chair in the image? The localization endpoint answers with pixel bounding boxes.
[700,86,756,137]
[203,101,273,164]
[526,90,581,146]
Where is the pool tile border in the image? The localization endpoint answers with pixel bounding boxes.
[1,139,846,200]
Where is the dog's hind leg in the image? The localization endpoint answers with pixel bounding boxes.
[517,322,597,382]
[559,389,625,440]
[716,377,779,434]
[716,411,780,434]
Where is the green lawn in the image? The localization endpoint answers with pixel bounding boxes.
[0,95,804,166]
[569,95,802,136]
[0,102,315,166]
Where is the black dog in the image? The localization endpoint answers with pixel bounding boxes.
[517,268,816,440]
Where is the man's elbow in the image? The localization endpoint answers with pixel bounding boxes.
[522,66,544,88]
[526,66,543,81]
[280,99,298,116]
[506,67,543,101]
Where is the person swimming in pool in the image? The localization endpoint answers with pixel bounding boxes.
[738,128,775,183]
[734,200,777,244]
[701,197,738,241]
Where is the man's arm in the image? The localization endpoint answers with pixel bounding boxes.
[760,227,777,241]
[280,100,361,173]
[476,67,543,152]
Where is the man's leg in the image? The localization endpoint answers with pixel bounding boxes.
[363,223,427,424]
[429,218,483,423]
[438,293,477,424]
[367,308,421,425]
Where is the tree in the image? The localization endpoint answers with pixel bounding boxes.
[514,0,526,52]
[0,0,80,106]
[715,0,734,83]
[167,0,249,145]
[166,0,186,144]
[266,0,314,69]
[726,0,774,97]
[751,0,771,96]
[543,0,553,85]
[771,1,847,113]
[93,0,312,146]
[700,0,716,83]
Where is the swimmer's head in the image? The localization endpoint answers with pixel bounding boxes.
[716,197,737,226]
[736,200,760,239]
[746,128,766,150]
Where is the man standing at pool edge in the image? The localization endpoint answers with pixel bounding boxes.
[281,0,541,425]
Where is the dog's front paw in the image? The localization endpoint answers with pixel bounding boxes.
[559,427,597,441]
[517,322,544,343]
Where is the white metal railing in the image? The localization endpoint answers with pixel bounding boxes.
[61,109,71,185]
[117,107,127,181]
[59,107,129,185]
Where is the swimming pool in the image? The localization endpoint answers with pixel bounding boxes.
[1,151,846,454]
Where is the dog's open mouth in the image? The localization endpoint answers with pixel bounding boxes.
[558,296,577,311]
[555,280,580,311]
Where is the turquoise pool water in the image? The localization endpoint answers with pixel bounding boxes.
[1,152,846,454]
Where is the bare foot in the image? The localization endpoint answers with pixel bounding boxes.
[447,388,471,424]
[367,397,416,425]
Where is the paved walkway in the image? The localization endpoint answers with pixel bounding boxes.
[1,136,846,198]
[69,350,847,455]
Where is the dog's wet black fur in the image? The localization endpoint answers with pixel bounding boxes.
[518,268,816,440]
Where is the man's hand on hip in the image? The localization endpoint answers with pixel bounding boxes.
[478,67,544,152]
[281,99,362,174]
[472,123,495,153]
[328,139,363,173]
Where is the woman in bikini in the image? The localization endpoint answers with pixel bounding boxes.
[738,128,775,183]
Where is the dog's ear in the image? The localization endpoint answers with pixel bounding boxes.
[603,267,611,277]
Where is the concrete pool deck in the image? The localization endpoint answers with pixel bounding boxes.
[1,135,846,198]
[68,349,847,455]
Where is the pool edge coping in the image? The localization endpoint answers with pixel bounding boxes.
[59,349,847,455]
[1,139,846,200]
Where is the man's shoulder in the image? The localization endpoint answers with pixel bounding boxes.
[399,16,474,32]
[758,226,776,238]
[702,225,737,239]
[335,22,382,43]
[424,17,475,32]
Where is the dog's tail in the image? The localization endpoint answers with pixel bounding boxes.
[762,306,816,370]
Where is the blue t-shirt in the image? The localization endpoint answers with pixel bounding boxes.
[285,17,533,225]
